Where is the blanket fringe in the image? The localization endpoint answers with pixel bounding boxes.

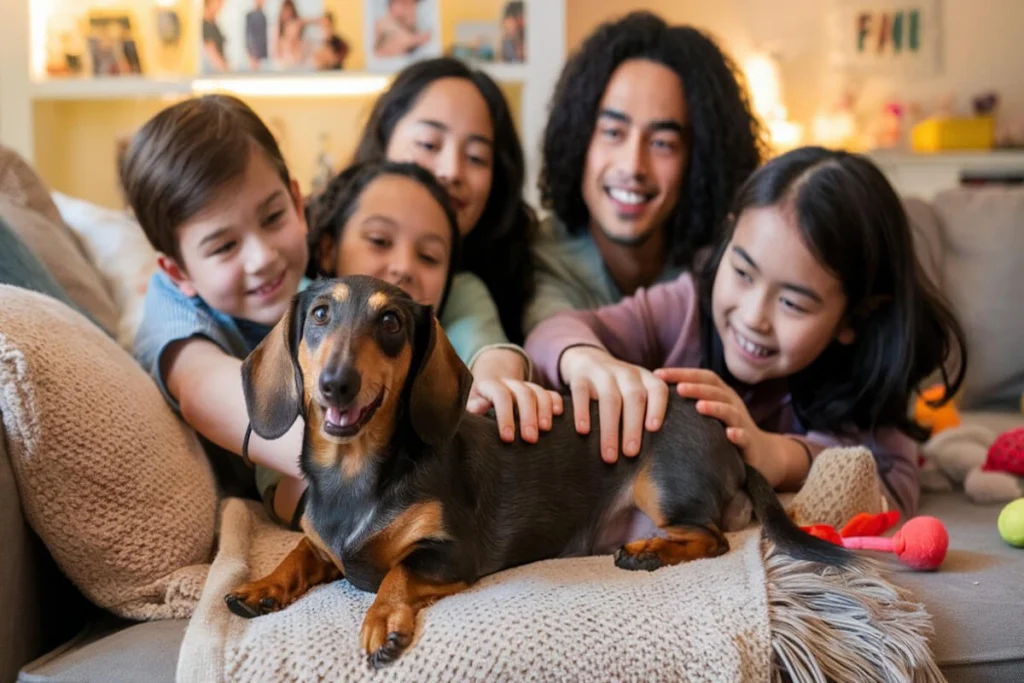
[764,541,946,683]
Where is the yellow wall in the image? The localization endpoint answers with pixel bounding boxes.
[34,81,522,209]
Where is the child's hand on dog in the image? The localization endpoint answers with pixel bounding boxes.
[467,347,563,444]
[559,346,670,464]
[656,368,792,488]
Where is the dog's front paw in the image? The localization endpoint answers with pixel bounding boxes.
[224,580,292,618]
[360,603,415,669]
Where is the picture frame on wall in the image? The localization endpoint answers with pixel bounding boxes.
[200,0,351,74]
[827,0,942,76]
[364,0,442,72]
[85,10,143,76]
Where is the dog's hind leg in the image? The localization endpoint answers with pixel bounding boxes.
[225,536,343,617]
[614,465,730,571]
[613,524,729,571]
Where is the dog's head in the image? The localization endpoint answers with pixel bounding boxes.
[241,276,473,465]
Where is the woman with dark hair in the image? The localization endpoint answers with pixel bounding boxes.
[323,57,555,445]
[525,11,768,333]
[527,146,967,517]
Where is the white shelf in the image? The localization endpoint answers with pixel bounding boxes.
[31,75,192,100]
[29,63,529,101]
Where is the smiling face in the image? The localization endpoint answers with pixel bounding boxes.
[581,58,688,246]
[322,173,453,310]
[711,205,855,385]
[159,147,309,326]
[384,77,494,236]
[296,280,417,455]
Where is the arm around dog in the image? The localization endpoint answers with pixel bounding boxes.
[163,337,303,479]
[525,273,701,390]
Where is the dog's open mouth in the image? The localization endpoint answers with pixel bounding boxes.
[322,390,384,439]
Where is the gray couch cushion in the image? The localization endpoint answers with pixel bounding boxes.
[932,187,1024,411]
[1,423,90,683]
[19,619,185,683]
[888,492,1024,682]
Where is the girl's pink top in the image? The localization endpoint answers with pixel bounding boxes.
[525,272,920,516]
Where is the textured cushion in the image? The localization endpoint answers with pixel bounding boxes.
[0,286,217,620]
[904,197,946,293]
[0,216,83,317]
[52,191,159,350]
[933,187,1024,411]
[888,492,1024,682]
[0,144,65,225]
[0,198,120,338]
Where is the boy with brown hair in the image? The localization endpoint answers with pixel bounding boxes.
[122,94,309,525]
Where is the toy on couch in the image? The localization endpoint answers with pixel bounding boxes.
[914,384,961,435]
[802,511,949,570]
[997,498,1024,548]
[921,424,1024,503]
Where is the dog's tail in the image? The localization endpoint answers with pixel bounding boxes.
[744,463,853,567]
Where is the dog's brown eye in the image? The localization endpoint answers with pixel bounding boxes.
[381,311,401,335]
[311,305,330,325]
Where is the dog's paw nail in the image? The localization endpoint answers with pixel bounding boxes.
[224,594,259,619]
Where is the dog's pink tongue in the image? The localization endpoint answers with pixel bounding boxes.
[326,406,358,426]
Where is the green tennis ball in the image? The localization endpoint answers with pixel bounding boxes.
[998,498,1024,548]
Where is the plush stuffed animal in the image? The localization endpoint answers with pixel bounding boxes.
[921,424,1024,503]
[914,384,961,435]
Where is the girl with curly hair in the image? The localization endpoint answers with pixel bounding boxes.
[526,11,768,333]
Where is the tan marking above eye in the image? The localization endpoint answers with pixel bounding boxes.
[332,283,349,302]
[368,292,389,311]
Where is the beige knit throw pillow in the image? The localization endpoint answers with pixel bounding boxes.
[788,447,886,528]
[0,286,217,620]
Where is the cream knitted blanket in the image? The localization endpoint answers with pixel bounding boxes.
[179,490,945,683]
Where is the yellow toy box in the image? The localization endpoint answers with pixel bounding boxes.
[911,116,995,152]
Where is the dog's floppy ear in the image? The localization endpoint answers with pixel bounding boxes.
[241,294,307,439]
[409,306,473,447]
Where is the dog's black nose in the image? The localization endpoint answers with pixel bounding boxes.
[319,365,362,406]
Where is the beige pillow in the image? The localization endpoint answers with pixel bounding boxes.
[0,144,65,225]
[52,191,159,350]
[0,197,120,339]
[933,187,1024,411]
[0,286,217,620]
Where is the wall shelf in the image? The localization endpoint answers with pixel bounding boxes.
[29,63,528,101]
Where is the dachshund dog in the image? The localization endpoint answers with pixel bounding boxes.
[225,276,850,668]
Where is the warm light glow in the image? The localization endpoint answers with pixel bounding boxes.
[743,52,803,153]
[744,53,785,123]
[30,0,52,80]
[191,75,391,98]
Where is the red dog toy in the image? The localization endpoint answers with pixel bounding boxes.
[843,516,948,570]
[802,514,948,570]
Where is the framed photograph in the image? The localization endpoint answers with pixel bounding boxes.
[499,1,525,63]
[200,0,350,74]
[449,21,499,63]
[364,0,442,72]
[827,0,942,77]
[85,11,143,76]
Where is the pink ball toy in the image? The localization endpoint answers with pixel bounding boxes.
[842,516,949,570]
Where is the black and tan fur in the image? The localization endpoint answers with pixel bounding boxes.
[225,276,850,668]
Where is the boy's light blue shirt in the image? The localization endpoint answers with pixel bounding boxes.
[133,271,311,500]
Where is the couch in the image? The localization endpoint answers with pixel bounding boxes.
[2,160,1024,681]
